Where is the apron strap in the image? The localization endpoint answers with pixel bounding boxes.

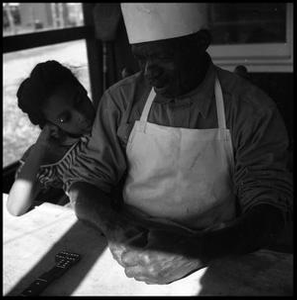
[140,88,156,122]
[214,76,227,129]
[139,88,156,131]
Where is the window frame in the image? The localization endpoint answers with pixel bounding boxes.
[208,3,293,72]
[3,3,103,108]
[3,26,93,52]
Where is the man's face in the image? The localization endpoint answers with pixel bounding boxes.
[132,38,200,98]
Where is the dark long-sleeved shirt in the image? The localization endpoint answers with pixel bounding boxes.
[62,59,293,225]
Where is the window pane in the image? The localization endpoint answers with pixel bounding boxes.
[3,3,84,37]
[3,39,90,167]
[209,3,287,45]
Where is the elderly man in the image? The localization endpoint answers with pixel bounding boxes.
[63,3,292,284]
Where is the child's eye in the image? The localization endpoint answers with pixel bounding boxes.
[59,113,70,124]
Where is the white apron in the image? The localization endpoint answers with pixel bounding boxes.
[123,76,236,230]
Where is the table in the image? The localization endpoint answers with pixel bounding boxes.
[3,193,293,296]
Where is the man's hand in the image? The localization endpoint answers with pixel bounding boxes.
[106,206,198,270]
[74,191,207,284]
[70,182,287,285]
[105,215,149,267]
[120,228,208,285]
[106,205,207,284]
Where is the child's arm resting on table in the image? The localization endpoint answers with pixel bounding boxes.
[7,124,59,216]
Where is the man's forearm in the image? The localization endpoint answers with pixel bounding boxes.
[68,182,120,234]
[68,181,147,241]
[200,204,285,261]
[69,183,284,266]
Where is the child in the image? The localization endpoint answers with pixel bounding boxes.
[7,60,96,216]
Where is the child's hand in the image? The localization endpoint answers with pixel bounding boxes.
[35,124,61,150]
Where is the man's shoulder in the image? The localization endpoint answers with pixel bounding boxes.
[108,71,145,95]
[216,66,276,113]
[102,71,149,111]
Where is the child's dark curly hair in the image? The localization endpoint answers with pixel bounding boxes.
[17,60,83,129]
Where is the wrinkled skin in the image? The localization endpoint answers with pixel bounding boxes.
[120,229,207,285]
[131,30,211,98]
[71,182,285,285]
[71,183,209,284]
[102,205,209,284]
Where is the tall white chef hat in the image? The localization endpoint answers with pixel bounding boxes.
[120,3,209,44]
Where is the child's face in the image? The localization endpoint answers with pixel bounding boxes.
[42,83,95,137]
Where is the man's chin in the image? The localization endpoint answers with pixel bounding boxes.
[154,85,175,98]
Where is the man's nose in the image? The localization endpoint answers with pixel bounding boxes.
[144,60,162,79]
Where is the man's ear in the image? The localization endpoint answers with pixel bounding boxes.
[196,29,211,52]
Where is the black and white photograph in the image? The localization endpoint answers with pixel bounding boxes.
[3,3,293,296]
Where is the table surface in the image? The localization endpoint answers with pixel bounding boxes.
[3,193,293,296]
